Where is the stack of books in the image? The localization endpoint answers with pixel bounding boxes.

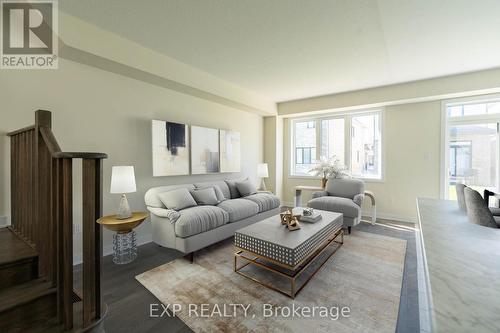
[299,212,322,223]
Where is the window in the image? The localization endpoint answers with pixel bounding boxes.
[447,99,500,117]
[306,121,315,129]
[296,147,316,164]
[350,114,382,179]
[442,95,500,200]
[291,110,383,179]
[293,120,317,175]
[449,141,472,178]
[321,118,345,165]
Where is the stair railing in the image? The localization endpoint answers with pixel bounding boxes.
[7,110,107,330]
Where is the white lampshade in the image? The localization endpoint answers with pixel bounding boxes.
[257,163,269,178]
[110,166,137,194]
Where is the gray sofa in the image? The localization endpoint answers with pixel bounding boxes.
[307,178,365,233]
[144,180,280,258]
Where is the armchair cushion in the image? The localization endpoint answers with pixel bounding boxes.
[307,196,361,218]
[311,191,328,199]
[326,178,364,199]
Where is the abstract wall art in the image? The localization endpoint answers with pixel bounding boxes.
[191,126,220,174]
[152,120,189,176]
[220,130,241,173]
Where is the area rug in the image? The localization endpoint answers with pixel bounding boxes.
[136,231,406,333]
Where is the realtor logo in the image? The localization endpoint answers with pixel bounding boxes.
[1,0,58,69]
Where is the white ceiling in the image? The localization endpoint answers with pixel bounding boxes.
[60,0,500,102]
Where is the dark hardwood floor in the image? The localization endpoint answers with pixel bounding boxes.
[74,243,191,333]
[74,218,418,333]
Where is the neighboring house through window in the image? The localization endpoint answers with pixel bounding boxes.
[292,110,383,179]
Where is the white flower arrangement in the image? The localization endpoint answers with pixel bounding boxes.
[308,155,349,179]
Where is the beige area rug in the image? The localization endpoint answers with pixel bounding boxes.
[136,231,406,333]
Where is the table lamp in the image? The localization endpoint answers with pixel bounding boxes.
[257,163,269,191]
[110,166,137,219]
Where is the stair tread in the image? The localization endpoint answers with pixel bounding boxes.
[0,228,37,266]
[0,278,55,313]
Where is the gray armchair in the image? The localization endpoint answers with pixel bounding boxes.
[463,187,500,228]
[307,178,365,234]
[456,183,500,216]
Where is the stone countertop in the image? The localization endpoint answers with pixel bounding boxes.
[416,198,500,333]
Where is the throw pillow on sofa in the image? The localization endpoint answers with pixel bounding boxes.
[195,184,227,202]
[225,178,247,198]
[212,185,227,202]
[236,180,257,197]
[190,187,220,205]
[158,188,197,211]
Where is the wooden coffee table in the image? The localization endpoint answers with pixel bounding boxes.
[234,209,343,298]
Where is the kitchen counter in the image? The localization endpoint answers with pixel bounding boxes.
[416,198,500,332]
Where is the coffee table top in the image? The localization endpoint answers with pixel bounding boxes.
[236,209,342,250]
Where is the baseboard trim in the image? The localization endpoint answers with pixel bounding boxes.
[73,233,153,265]
[373,212,416,223]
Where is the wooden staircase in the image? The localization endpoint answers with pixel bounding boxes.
[0,110,108,332]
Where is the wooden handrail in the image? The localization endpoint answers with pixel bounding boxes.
[54,152,108,159]
[8,110,107,330]
[7,125,35,136]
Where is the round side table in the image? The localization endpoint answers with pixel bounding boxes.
[97,212,149,265]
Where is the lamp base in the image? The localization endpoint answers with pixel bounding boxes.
[117,194,132,220]
[258,179,267,191]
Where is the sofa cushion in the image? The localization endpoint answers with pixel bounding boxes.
[307,196,360,218]
[217,198,259,222]
[236,180,257,197]
[158,188,197,211]
[174,206,229,238]
[190,187,219,205]
[194,181,230,201]
[243,193,280,212]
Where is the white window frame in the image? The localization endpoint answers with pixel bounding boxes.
[440,94,500,199]
[289,108,385,182]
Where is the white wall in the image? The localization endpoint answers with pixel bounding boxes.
[0,58,264,262]
[58,12,276,116]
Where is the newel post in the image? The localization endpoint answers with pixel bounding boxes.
[82,158,104,327]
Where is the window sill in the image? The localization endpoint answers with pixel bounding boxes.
[288,175,385,183]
